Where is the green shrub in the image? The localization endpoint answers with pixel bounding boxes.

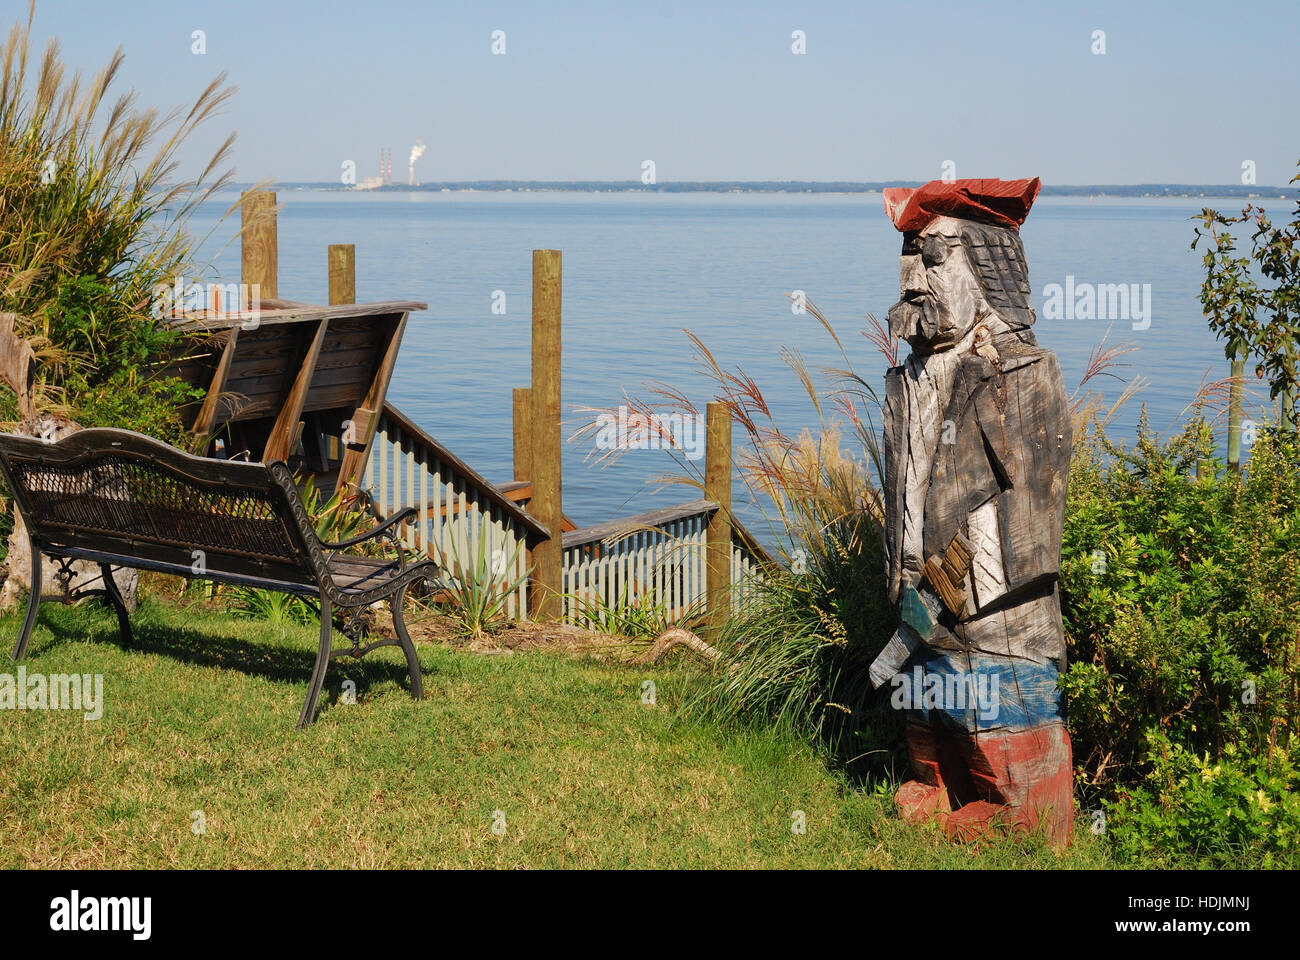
[1062,410,1300,795]
[1106,736,1300,867]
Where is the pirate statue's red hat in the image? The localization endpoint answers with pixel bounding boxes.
[883,177,1041,232]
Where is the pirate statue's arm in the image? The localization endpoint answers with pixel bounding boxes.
[868,532,973,689]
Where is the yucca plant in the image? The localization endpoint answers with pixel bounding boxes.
[431,520,531,640]
[299,474,375,549]
[0,1,236,442]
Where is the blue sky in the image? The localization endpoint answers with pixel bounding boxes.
[26,0,1300,185]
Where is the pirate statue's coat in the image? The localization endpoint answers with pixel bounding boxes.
[872,178,1074,846]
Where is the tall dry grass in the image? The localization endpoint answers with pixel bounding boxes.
[0,1,236,438]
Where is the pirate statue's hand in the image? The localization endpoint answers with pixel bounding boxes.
[870,530,974,688]
[868,581,956,688]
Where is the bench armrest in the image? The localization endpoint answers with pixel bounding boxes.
[318,506,418,549]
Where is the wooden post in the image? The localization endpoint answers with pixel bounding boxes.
[705,400,733,635]
[1228,357,1244,474]
[328,244,355,305]
[513,387,533,482]
[241,190,277,300]
[528,250,563,619]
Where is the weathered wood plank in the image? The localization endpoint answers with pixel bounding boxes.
[190,328,240,439]
[167,301,426,332]
[334,312,409,498]
[262,319,330,463]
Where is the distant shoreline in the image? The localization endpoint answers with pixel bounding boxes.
[217,181,1296,200]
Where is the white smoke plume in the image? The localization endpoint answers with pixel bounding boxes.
[408,141,427,185]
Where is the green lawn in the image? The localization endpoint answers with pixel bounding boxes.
[0,596,1114,868]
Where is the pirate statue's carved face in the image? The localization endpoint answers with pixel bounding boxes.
[888,216,984,354]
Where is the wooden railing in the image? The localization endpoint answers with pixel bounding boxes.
[365,402,550,619]
[365,405,771,628]
[560,499,772,628]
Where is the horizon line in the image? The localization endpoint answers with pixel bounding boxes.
[215,179,1296,195]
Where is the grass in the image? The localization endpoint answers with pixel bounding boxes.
[0,593,1114,869]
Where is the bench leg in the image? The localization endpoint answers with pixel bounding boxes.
[12,536,41,662]
[297,595,333,730]
[391,585,424,701]
[98,563,133,646]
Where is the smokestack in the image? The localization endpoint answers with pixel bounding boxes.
[408,141,427,187]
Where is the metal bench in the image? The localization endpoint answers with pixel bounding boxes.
[0,427,438,728]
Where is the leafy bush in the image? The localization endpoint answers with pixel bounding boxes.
[1062,411,1300,789]
[1062,409,1300,861]
[1106,737,1300,867]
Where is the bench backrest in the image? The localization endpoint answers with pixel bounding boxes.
[0,428,322,589]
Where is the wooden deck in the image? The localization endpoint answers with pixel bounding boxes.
[164,298,426,498]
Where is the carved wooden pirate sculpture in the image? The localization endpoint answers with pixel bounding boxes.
[871,178,1074,846]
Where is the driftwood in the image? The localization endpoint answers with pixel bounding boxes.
[638,627,722,664]
[0,313,36,418]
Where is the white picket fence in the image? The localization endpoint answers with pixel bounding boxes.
[560,499,768,629]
